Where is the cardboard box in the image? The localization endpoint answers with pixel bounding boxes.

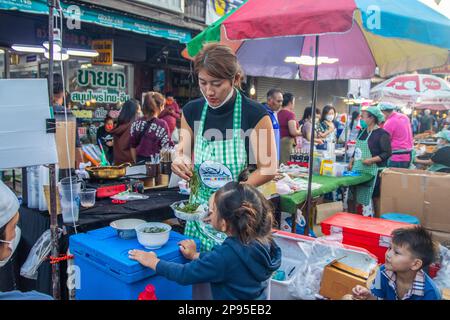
[319,260,377,300]
[315,202,343,225]
[380,168,450,233]
[442,288,450,300]
[428,229,450,247]
[55,118,76,169]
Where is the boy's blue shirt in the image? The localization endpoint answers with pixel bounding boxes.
[370,265,442,300]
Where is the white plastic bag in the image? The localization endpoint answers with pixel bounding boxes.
[433,245,450,291]
[21,228,62,280]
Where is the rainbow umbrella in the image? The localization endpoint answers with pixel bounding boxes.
[186,0,450,233]
[185,0,450,80]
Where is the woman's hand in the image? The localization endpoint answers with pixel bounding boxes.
[363,158,373,166]
[106,141,113,147]
[178,240,199,260]
[128,250,159,270]
[171,154,193,181]
[348,159,354,171]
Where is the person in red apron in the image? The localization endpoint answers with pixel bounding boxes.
[171,44,278,251]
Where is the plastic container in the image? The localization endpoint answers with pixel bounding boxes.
[58,177,81,224]
[80,188,96,208]
[333,162,348,177]
[321,213,413,263]
[70,227,197,300]
[268,231,377,300]
[380,213,420,225]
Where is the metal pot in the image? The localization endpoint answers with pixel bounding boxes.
[86,163,131,180]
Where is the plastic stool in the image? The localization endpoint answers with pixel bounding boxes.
[381,213,420,225]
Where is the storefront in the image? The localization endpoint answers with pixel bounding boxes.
[0,1,200,144]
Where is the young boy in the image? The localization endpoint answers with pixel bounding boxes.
[352,226,442,300]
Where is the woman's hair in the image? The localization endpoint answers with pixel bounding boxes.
[194,43,243,88]
[282,93,294,108]
[104,116,114,124]
[0,224,6,242]
[214,182,274,245]
[143,92,165,117]
[301,106,321,122]
[350,111,360,130]
[320,105,336,122]
[118,99,139,125]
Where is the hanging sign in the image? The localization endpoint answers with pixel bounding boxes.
[91,39,114,66]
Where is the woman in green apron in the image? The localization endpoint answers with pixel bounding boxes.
[171,44,278,252]
[414,130,450,173]
[349,106,391,217]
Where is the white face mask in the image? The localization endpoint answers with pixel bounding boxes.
[0,226,21,267]
[201,88,235,109]
[326,115,334,122]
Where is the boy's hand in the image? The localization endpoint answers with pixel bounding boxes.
[129,249,160,270]
[179,240,199,260]
[352,285,371,300]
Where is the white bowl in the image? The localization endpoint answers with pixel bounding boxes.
[135,222,171,249]
[170,200,208,221]
[110,219,146,239]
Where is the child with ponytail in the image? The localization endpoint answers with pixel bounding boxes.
[129,180,281,300]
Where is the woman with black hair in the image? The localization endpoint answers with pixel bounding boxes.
[317,105,337,150]
[299,106,323,153]
[112,99,141,165]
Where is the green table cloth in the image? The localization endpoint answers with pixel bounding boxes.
[280,174,373,214]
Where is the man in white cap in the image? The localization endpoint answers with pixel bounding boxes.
[380,103,414,168]
[0,180,52,300]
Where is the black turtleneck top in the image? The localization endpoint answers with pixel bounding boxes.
[182,91,268,163]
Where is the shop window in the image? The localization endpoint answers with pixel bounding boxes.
[66,59,133,144]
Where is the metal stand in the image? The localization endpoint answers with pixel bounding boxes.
[47,0,61,300]
[304,35,320,236]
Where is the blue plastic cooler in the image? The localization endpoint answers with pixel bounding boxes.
[70,227,196,300]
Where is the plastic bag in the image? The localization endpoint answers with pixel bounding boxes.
[287,237,377,300]
[21,228,62,280]
[433,245,450,291]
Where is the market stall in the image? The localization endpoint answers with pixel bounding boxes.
[279,174,373,215]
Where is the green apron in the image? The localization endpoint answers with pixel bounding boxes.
[353,129,379,206]
[428,163,450,172]
[184,90,247,251]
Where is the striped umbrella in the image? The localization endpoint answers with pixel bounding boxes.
[184,0,450,80]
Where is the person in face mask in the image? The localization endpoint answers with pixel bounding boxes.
[349,106,392,216]
[317,105,337,150]
[96,116,115,164]
[414,130,450,172]
[0,181,52,300]
[172,43,278,256]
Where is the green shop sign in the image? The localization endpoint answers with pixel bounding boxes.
[77,69,126,89]
[0,0,191,43]
[70,89,130,105]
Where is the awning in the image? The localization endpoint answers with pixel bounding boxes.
[0,0,192,44]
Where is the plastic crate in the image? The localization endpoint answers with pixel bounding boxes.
[321,213,413,263]
[70,227,198,300]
